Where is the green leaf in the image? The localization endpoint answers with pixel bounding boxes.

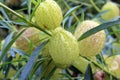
[19,40,48,80]
[78,19,120,41]
[0,29,26,61]
[12,67,24,80]
[84,64,94,80]
[2,32,14,50]
[27,0,32,19]
[64,6,80,18]
[79,9,85,22]
[30,0,41,21]
[0,20,16,32]
[0,7,10,21]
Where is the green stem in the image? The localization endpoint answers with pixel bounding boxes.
[62,0,80,22]
[73,56,120,79]
[90,0,101,12]
[0,2,51,36]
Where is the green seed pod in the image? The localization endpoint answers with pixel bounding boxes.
[74,20,106,57]
[48,27,79,68]
[101,1,120,20]
[34,0,63,30]
[105,55,120,77]
[16,27,49,53]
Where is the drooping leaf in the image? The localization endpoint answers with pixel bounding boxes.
[84,64,94,80]
[0,29,26,61]
[19,40,48,80]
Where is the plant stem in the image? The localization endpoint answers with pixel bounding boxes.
[73,55,120,79]
[0,2,51,36]
[90,0,101,12]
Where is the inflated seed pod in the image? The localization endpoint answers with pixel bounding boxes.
[15,27,49,53]
[105,55,120,77]
[48,27,79,68]
[34,0,63,30]
[101,1,119,20]
[74,20,106,57]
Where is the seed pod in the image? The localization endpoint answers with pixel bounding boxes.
[105,55,120,77]
[15,27,49,53]
[48,27,79,68]
[34,0,63,30]
[101,1,119,20]
[74,20,106,57]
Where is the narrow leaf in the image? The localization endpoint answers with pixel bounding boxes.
[2,32,14,50]
[0,20,16,31]
[0,29,26,61]
[0,7,10,21]
[64,6,80,18]
[78,19,120,41]
[30,0,41,20]
[27,0,32,19]
[19,40,48,80]
[84,64,94,80]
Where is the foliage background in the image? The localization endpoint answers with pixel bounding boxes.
[0,0,120,80]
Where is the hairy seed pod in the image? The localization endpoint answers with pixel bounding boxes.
[16,27,49,53]
[74,20,106,57]
[48,27,79,68]
[34,0,63,30]
[105,55,120,77]
[101,1,119,20]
